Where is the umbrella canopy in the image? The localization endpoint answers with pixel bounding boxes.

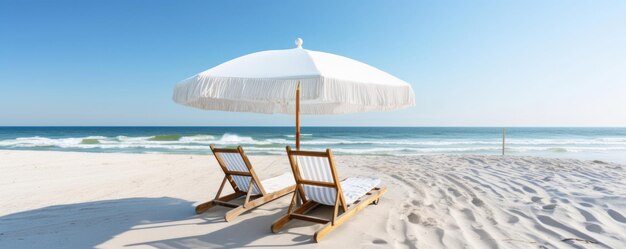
[173,39,414,115]
[173,38,415,148]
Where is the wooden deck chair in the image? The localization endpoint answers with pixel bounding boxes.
[271,146,387,242]
[195,145,296,221]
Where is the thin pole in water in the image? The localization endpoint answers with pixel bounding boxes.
[502,128,506,156]
[295,81,301,150]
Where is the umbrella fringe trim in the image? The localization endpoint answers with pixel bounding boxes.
[172,75,415,114]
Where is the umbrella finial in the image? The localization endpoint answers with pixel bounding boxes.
[295,38,303,48]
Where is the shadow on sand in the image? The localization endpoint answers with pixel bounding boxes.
[131,205,336,248]
[0,197,317,248]
[0,197,195,248]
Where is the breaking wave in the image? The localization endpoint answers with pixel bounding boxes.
[1,132,626,156]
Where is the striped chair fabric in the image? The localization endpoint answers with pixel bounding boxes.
[296,156,337,206]
[218,152,261,195]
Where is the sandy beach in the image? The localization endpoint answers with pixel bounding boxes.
[0,150,624,248]
[4,0,626,248]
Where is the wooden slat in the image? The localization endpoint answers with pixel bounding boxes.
[225,185,295,222]
[220,192,246,201]
[296,200,319,214]
[211,148,240,153]
[223,170,252,176]
[287,150,329,157]
[213,200,241,208]
[195,192,245,214]
[300,179,336,188]
[271,200,319,233]
[290,213,330,224]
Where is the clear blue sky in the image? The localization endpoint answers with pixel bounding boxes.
[1,1,625,126]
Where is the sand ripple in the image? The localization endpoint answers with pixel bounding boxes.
[354,155,626,248]
[1,151,624,248]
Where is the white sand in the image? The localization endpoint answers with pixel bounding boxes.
[0,150,625,249]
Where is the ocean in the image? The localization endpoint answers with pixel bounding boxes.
[0,127,625,163]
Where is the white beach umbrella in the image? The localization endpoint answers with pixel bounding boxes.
[173,38,415,148]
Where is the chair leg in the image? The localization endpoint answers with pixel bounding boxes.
[196,176,229,214]
[332,192,340,225]
[195,200,217,214]
[314,186,387,242]
[224,185,295,222]
[243,177,258,209]
[272,191,298,233]
[271,199,318,233]
[224,206,246,222]
[195,192,245,214]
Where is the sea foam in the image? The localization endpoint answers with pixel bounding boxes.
[1,132,626,157]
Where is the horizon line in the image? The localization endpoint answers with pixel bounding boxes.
[1,125,626,128]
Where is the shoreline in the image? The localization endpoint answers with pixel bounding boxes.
[2,148,625,165]
[2,127,626,164]
[1,150,625,248]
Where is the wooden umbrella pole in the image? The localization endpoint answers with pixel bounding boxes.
[296,81,301,150]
